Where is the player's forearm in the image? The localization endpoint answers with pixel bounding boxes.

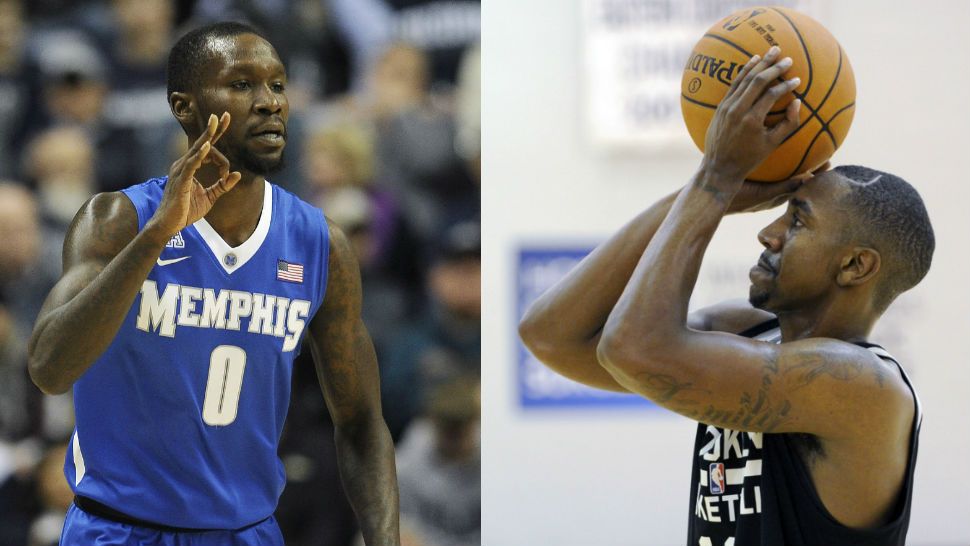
[599,168,738,374]
[519,191,680,356]
[28,225,169,394]
[334,416,401,546]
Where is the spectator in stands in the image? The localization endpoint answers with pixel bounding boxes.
[329,0,480,91]
[381,220,480,439]
[98,0,181,181]
[0,0,32,179]
[30,32,140,192]
[370,44,430,122]
[0,184,50,332]
[396,375,480,546]
[0,183,71,446]
[190,0,352,99]
[23,127,96,234]
[304,122,419,278]
[365,45,478,241]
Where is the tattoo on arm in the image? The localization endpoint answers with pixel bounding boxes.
[693,175,732,205]
[631,370,710,403]
[786,355,863,391]
[630,347,886,433]
[677,354,793,433]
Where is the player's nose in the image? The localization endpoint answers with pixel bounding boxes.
[253,84,282,115]
[757,217,784,251]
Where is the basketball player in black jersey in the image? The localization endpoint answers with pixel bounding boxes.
[520,46,933,545]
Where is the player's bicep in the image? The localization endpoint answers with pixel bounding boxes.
[610,332,893,437]
[307,224,383,426]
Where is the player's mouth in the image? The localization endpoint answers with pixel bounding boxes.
[250,123,286,148]
[749,253,777,281]
[757,255,777,274]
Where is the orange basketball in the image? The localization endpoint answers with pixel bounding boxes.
[680,7,855,182]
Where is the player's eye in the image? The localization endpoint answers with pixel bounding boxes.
[791,213,804,228]
[271,82,285,92]
[231,80,251,90]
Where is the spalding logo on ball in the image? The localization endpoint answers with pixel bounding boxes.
[681,6,855,182]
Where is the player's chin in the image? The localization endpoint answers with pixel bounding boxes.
[748,284,772,310]
[242,147,286,175]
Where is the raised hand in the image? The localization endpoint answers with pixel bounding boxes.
[728,160,831,213]
[702,46,802,182]
[728,178,801,213]
[148,112,242,238]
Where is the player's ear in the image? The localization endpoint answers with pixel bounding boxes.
[169,92,196,129]
[836,247,880,287]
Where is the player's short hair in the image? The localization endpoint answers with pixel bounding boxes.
[834,165,934,310]
[166,21,268,97]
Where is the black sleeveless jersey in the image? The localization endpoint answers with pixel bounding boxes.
[686,319,921,546]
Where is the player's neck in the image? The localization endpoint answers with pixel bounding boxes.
[202,172,266,247]
[776,295,878,343]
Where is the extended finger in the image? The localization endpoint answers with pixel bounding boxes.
[738,54,793,110]
[204,170,242,201]
[752,76,800,119]
[725,53,761,101]
[182,114,219,160]
[211,112,230,144]
[186,141,212,177]
[732,46,779,99]
[203,144,232,182]
[769,98,801,144]
[168,140,211,192]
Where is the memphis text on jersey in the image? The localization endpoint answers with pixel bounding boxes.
[135,280,311,352]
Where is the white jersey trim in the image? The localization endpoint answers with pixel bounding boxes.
[193,181,273,275]
[72,429,86,486]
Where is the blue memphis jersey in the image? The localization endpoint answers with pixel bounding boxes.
[64,177,329,529]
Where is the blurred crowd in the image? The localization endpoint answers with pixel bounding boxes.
[0,1,480,545]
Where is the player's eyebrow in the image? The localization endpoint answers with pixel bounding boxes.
[222,61,286,78]
[791,198,813,216]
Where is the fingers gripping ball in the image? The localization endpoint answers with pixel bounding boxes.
[681,7,855,182]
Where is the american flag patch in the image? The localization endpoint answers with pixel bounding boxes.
[277,259,304,283]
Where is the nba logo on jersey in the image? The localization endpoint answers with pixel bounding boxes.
[166,232,185,248]
[709,462,725,494]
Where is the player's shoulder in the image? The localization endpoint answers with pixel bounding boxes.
[63,191,139,266]
[781,336,915,418]
[688,298,775,334]
[75,190,138,231]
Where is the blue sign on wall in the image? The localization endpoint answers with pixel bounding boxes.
[516,248,653,408]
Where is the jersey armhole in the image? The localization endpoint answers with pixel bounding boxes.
[119,187,149,231]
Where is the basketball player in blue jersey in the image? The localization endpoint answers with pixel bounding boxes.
[521,46,933,545]
[27,22,399,545]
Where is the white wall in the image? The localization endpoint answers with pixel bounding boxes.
[482,1,970,545]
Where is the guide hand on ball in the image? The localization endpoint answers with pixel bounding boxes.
[701,46,802,186]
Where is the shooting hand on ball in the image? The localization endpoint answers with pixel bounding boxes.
[702,46,802,183]
[727,160,831,213]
